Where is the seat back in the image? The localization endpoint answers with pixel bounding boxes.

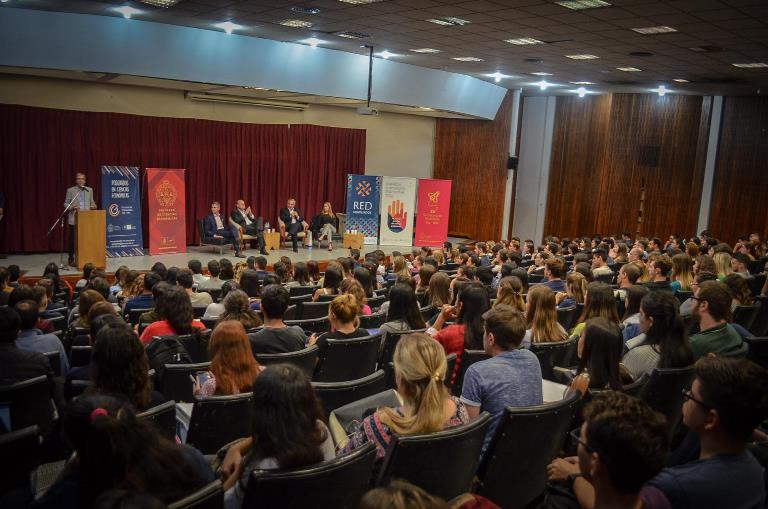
[128,308,154,326]
[168,480,224,509]
[284,317,331,334]
[0,425,40,496]
[452,350,491,396]
[719,341,750,358]
[283,305,299,321]
[317,293,338,302]
[376,413,492,500]
[748,274,767,297]
[47,315,67,333]
[289,293,313,306]
[208,288,223,303]
[242,442,377,509]
[420,305,436,323]
[595,272,615,284]
[198,219,208,242]
[300,301,331,320]
[158,332,210,364]
[201,317,217,330]
[530,338,577,382]
[366,295,386,311]
[312,370,387,418]
[187,393,253,454]
[192,306,207,319]
[733,303,760,332]
[622,373,650,397]
[359,312,385,329]
[445,353,457,388]
[43,351,61,377]
[255,345,319,378]
[314,334,382,383]
[137,400,177,441]
[379,329,427,387]
[161,362,211,403]
[556,305,579,331]
[69,345,92,367]
[639,366,695,436]
[676,290,693,304]
[0,376,53,434]
[745,336,768,368]
[528,273,544,284]
[476,393,581,509]
[751,296,768,337]
[289,285,319,297]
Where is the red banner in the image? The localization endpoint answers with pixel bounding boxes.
[147,168,186,255]
[414,179,452,247]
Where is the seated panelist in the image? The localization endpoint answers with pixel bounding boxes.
[231,199,268,256]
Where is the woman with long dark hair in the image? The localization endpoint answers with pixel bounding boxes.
[380,283,427,342]
[306,260,321,284]
[622,291,693,380]
[621,284,649,342]
[312,266,343,302]
[34,393,213,509]
[292,262,311,286]
[353,266,375,298]
[44,262,73,300]
[430,283,490,385]
[571,281,620,337]
[219,364,335,508]
[568,317,629,398]
[139,286,205,344]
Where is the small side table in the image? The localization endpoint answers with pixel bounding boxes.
[343,233,364,250]
[264,232,281,251]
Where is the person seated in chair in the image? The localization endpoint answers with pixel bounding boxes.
[203,201,244,258]
[230,199,268,256]
[279,198,306,253]
[689,280,743,359]
[311,201,337,251]
[248,284,306,354]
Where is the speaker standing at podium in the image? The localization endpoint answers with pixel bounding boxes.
[64,172,97,267]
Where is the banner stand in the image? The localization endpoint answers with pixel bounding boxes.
[345,175,381,245]
[146,168,187,255]
[101,166,144,257]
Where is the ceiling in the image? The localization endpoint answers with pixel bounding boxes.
[3,0,768,96]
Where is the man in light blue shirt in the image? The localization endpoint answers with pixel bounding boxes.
[461,305,543,457]
[14,300,69,375]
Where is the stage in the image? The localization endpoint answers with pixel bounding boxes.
[5,242,451,279]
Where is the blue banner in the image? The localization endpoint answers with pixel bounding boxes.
[101,166,144,257]
[345,174,381,244]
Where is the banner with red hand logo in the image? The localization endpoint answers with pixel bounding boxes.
[414,179,452,247]
[379,177,417,246]
[147,168,186,255]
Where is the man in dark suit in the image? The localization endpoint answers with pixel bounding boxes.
[63,172,98,267]
[279,198,305,253]
[231,199,268,256]
[203,201,244,258]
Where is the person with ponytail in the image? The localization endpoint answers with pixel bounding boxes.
[556,272,586,309]
[524,285,568,346]
[342,333,470,459]
[309,293,370,360]
[34,393,213,509]
[621,291,693,380]
[494,276,525,313]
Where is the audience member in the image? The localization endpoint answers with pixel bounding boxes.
[557,272,587,310]
[689,281,743,359]
[670,253,694,294]
[461,305,542,457]
[543,258,567,292]
[339,278,371,315]
[31,285,56,333]
[313,266,342,302]
[713,252,732,280]
[680,271,718,317]
[0,307,56,390]
[380,283,427,343]
[723,273,753,310]
[730,253,751,278]
[14,299,69,375]
[614,263,641,301]
[621,285,649,342]
[310,294,369,360]
[359,480,448,509]
[571,282,620,338]
[123,272,159,317]
[178,269,212,308]
[139,286,205,345]
[568,317,630,397]
[195,320,261,397]
[645,255,673,292]
[249,284,306,354]
[524,285,568,346]
[197,259,224,291]
[217,290,262,331]
[495,276,526,313]
[187,259,208,285]
[591,249,612,278]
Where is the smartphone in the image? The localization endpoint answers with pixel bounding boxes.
[189,371,210,386]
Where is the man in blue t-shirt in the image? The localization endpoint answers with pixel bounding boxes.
[460,305,543,457]
[649,356,768,509]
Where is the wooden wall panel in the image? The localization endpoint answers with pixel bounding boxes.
[434,91,512,240]
[709,97,768,244]
[544,94,709,240]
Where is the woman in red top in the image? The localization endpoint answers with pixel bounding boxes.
[430,283,490,385]
[140,286,205,344]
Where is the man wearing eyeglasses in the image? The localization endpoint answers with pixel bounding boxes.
[679,271,717,317]
[689,280,744,359]
[650,357,768,509]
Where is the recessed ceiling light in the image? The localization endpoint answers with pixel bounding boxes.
[452,57,484,62]
[299,37,325,47]
[338,0,385,3]
[556,0,611,10]
[280,19,313,28]
[334,31,370,39]
[617,67,642,72]
[214,21,242,34]
[631,26,677,34]
[672,78,689,83]
[530,71,553,76]
[290,6,321,14]
[114,6,141,18]
[577,87,588,97]
[505,37,544,46]
[565,54,599,60]
[410,48,441,53]
[490,72,504,83]
[732,62,768,68]
[377,50,396,59]
[655,85,668,96]
[535,80,551,90]
[427,17,471,26]
[570,81,595,85]
[139,0,182,6]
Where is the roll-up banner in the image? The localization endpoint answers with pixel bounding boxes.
[101,166,144,257]
[147,168,186,255]
[379,177,417,246]
[345,174,381,245]
[414,179,452,247]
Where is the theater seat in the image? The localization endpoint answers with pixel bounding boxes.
[137,400,177,441]
[186,393,253,455]
[313,334,382,383]
[254,345,319,378]
[312,370,387,418]
[0,376,54,435]
[168,480,224,509]
[638,366,695,437]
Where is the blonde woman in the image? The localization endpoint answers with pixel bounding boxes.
[713,252,732,280]
[494,276,525,313]
[524,285,568,346]
[556,272,586,309]
[342,333,470,459]
[432,249,445,266]
[233,262,248,284]
[391,256,411,280]
[313,201,337,251]
[631,259,652,284]
[670,253,694,293]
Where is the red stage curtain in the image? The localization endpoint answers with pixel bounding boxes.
[0,104,365,253]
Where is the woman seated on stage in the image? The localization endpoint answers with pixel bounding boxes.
[311,201,337,251]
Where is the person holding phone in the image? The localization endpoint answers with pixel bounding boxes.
[193,320,261,397]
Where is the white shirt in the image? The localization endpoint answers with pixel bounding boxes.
[288,208,296,224]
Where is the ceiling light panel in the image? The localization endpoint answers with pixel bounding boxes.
[565,54,599,60]
[505,37,544,46]
[334,31,370,39]
[616,67,642,71]
[410,48,441,53]
[338,0,385,3]
[732,63,768,68]
[530,71,553,76]
[555,0,611,10]
[570,81,595,84]
[427,17,471,26]
[280,19,313,28]
[631,26,677,34]
[452,57,484,61]
[139,0,183,6]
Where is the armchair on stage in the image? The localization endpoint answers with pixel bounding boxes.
[198,219,227,255]
[310,213,345,249]
[278,217,310,249]
[229,218,256,252]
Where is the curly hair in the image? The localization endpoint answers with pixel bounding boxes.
[91,323,151,410]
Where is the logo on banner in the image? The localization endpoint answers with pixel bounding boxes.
[428,191,440,205]
[386,199,408,233]
[155,180,178,207]
[356,181,372,196]
[108,204,120,217]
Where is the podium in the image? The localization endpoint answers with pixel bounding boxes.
[75,210,106,270]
